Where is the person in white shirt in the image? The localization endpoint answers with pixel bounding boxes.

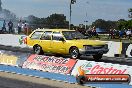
[17,20,22,34]
[126,29,131,39]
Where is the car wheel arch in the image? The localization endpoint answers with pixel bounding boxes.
[69,46,80,59]
[33,44,44,55]
[69,46,79,53]
[33,44,41,49]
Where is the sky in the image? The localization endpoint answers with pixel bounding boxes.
[1,0,132,25]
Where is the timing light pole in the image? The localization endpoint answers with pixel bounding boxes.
[69,0,76,30]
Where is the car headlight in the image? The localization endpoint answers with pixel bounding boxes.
[83,45,93,50]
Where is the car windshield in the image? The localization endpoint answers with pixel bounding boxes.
[62,31,87,40]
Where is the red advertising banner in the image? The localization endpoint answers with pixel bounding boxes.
[22,54,77,74]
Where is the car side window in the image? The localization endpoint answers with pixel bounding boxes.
[52,32,63,41]
[41,31,52,40]
[30,31,43,39]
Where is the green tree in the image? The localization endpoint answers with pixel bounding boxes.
[117,19,132,30]
[117,19,127,30]
[92,19,117,30]
[45,13,69,28]
[27,13,69,29]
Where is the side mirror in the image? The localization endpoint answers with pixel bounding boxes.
[59,37,65,41]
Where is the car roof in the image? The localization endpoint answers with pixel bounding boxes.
[35,28,75,32]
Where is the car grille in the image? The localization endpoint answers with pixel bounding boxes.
[93,45,104,49]
[83,45,105,50]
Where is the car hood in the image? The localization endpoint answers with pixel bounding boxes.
[67,39,106,46]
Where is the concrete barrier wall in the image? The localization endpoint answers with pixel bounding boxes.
[124,44,132,57]
[103,41,132,58]
[104,41,122,57]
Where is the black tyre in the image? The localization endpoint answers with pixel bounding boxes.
[70,47,80,59]
[93,54,103,61]
[76,76,86,85]
[33,45,43,55]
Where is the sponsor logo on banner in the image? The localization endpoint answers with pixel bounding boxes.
[23,54,77,74]
[0,54,18,66]
[19,35,27,45]
[81,62,127,74]
[85,74,130,83]
[126,44,132,57]
[72,60,132,85]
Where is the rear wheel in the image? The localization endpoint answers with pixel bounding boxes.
[33,45,43,55]
[93,54,103,61]
[70,47,80,59]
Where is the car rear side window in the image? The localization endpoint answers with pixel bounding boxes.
[41,31,52,40]
[52,32,63,41]
[30,31,43,39]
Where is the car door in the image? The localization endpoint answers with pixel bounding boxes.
[51,32,67,54]
[39,31,52,53]
[28,31,44,46]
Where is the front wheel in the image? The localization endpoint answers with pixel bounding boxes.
[33,45,43,55]
[93,54,103,61]
[70,47,80,59]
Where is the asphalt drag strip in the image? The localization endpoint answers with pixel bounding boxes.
[0,72,90,88]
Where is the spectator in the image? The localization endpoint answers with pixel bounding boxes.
[92,26,99,38]
[2,20,6,33]
[24,23,29,35]
[17,20,22,34]
[22,21,25,32]
[119,30,123,38]
[113,29,117,39]
[91,27,95,36]
[126,29,131,39]
[8,20,13,33]
[109,29,114,39]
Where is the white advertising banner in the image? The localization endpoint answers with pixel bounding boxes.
[71,60,132,85]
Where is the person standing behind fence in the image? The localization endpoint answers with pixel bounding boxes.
[2,20,6,32]
[8,20,13,33]
[17,20,22,34]
[21,22,25,33]
[126,29,131,39]
[109,29,114,39]
[24,23,29,35]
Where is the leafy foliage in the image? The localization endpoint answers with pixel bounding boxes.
[26,13,69,30]
[92,19,117,30]
[91,18,132,31]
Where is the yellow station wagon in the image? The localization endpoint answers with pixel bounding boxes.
[26,29,109,60]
